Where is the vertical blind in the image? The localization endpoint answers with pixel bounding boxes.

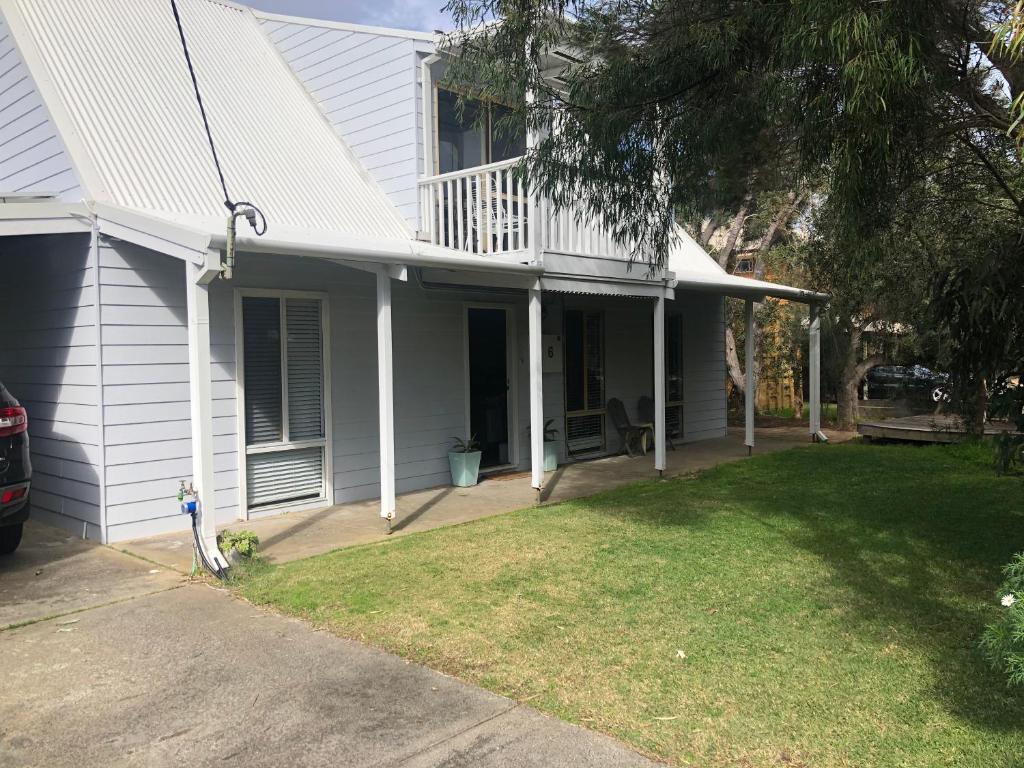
[242,296,326,509]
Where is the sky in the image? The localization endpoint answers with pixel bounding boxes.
[247,0,451,33]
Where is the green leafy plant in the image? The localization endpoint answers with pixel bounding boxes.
[217,529,260,559]
[982,553,1024,686]
[449,435,480,453]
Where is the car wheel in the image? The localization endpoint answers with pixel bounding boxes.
[0,522,23,555]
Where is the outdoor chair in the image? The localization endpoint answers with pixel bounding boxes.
[607,398,652,458]
[466,175,524,253]
[637,395,675,452]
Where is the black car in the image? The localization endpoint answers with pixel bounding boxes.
[866,365,950,402]
[0,382,30,554]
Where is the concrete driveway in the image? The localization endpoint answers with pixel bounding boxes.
[0,523,656,767]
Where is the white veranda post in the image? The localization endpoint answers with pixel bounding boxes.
[809,303,822,440]
[744,299,756,453]
[186,253,229,570]
[528,286,544,490]
[377,270,397,524]
[653,293,666,474]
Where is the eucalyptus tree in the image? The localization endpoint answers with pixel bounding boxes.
[443,0,1024,425]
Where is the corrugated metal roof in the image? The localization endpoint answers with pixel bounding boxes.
[669,227,826,304]
[6,0,410,239]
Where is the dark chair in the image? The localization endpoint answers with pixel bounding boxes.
[607,398,651,457]
[637,396,675,451]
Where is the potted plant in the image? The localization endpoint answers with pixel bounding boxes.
[448,435,482,487]
[542,418,560,472]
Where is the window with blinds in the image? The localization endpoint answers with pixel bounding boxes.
[241,295,327,510]
[564,309,605,456]
[666,314,684,440]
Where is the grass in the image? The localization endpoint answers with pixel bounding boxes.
[238,443,1024,767]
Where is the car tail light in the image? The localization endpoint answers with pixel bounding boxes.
[1,485,26,505]
[0,406,27,438]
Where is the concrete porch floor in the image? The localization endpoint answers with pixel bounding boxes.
[122,426,853,572]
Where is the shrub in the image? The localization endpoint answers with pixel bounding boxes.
[217,529,260,559]
[981,552,1024,686]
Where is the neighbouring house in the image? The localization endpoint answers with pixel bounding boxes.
[0,0,825,550]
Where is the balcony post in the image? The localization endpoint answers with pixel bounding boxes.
[809,302,822,441]
[745,299,755,454]
[529,285,545,493]
[377,269,397,528]
[653,292,666,475]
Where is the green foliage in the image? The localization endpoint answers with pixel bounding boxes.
[450,435,481,453]
[217,529,260,559]
[992,433,1024,474]
[982,553,1024,685]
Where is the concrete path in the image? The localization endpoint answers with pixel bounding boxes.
[125,426,852,572]
[0,523,657,767]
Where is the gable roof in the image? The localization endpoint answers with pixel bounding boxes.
[1,0,410,240]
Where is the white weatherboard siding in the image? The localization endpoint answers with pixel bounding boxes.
[0,11,79,199]
[0,234,101,537]
[679,291,728,442]
[260,17,430,229]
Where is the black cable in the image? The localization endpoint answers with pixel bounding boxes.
[170,0,268,234]
[190,509,226,580]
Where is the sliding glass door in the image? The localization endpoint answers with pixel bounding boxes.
[666,313,684,440]
[240,293,329,511]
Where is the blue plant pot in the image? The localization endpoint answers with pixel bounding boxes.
[543,441,559,472]
[448,450,482,487]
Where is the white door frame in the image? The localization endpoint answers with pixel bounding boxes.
[462,302,519,473]
[233,288,333,519]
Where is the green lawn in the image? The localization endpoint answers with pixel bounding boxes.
[239,443,1024,767]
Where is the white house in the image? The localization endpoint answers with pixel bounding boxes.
[0,0,824,555]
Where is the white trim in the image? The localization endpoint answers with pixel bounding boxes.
[463,302,520,473]
[90,223,108,543]
[809,304,822,438]
[528,287,544,489]
[377,270,396,520]
[745,300,755,450]
[93,203,213,263]
[0,202,92,236]
[653,293,666,472]
[233,287,333,519]
[253,9,439,43]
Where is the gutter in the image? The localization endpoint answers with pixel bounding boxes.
[209,231,546,276]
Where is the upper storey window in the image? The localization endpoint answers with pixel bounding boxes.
[436,87,526,174]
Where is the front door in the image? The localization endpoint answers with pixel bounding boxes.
[466,307,511,469]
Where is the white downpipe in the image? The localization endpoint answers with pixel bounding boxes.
[809,303,824,441]
[377,269,397,524]
[186,252,229,570]
[528,286,544,490]
[745,299,755,453]
[653,293,666,474]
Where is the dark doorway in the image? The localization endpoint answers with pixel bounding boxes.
[467,307,510,469]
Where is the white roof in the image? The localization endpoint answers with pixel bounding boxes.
[669,227,826,303]
[3,0,409,240]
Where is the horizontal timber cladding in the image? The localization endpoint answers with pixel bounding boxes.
[260,15,429,229]
[0,233,101,537]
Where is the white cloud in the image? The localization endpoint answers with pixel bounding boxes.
[247,0,451,32]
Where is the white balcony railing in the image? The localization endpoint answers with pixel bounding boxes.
[418,158,532,256]
[418,157,634,260]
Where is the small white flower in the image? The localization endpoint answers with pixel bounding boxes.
[1002,593,1018,607]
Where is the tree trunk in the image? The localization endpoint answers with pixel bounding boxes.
[726,325,746,394]
[837,325,884,430]
[716,197,751,271]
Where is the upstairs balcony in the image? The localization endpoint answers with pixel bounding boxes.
[418,156,632,261]
[419,83,632,262]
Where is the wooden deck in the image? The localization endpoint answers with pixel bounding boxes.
[858,414,1015,443]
